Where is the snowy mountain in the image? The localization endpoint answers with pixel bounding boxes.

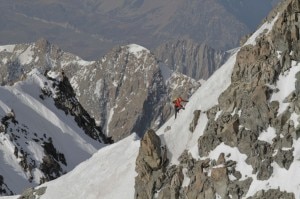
[3,0,300,198]
[0,39,201,195]
[0,41,200,142]
[0,69,110,195]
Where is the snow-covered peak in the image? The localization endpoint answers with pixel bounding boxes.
[127,44,150,58]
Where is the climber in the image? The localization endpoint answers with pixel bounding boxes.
[172,97,188,119]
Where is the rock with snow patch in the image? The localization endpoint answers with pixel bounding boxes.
[18,187,46,199]
[189,110,201,132]
[135,129,167,199]
[248,189,295,199]
[274,148,294,169]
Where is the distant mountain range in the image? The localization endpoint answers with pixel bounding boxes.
[0,0,281,60]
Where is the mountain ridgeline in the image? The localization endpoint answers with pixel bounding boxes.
[134,0,300,198]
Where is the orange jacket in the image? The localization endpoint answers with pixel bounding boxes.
[173,97,187,108]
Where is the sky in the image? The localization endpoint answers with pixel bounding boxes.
[1,4,300,199]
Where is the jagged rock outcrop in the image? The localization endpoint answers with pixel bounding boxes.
[200,0,300,179]
[0,108,70,192]
[135,141,253,199]
[248,189,295,199]
[189,110,201,132]
[18,187,47,199]
[179,153,253,199]
[135,129,168,199]
[155,40,229,80]
[39,139,66,182]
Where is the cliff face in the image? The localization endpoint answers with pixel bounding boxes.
[154,40,229,80]
[69,45,167,140]
[134,0,300,198]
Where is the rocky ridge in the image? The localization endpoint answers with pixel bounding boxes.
[0,39,85,85]
[46,71,112,144]
[134,0,300,198]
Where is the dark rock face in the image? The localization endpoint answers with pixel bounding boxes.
[48,73,112,143]
[39,139,66,183]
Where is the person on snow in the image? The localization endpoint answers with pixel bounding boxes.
[172,97,188,119]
